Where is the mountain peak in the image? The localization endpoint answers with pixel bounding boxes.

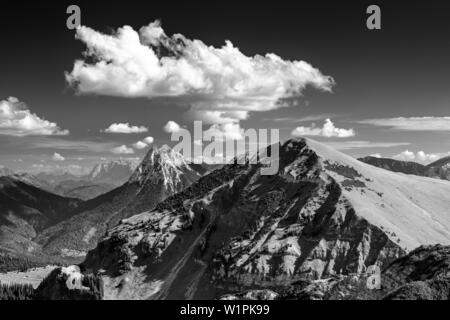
[141,144,189,168]
[129,144,193,192]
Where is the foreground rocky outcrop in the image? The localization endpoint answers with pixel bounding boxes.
[221,245,450,300]
[34,265,103,300]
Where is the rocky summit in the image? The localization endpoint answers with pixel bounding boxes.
[70,138,450,300]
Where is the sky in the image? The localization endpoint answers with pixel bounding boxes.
[1,0,449,174]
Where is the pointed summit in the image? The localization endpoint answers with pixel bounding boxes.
[129,144,193,193]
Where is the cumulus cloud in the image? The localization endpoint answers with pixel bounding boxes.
[143,136,154,145]
[52,152,65,161]
[164,121,181,133]
[133,141,148,149]
[393,150,449,164]
[66,20,334,124]
[358,117,450,131]
[0,97,69,136]
[291,119,355,138]
[133,137,154,149]
[111,145,135,154]
[104,122,148,134]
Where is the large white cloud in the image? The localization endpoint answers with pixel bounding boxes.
[393,150,449,164]
[359,117,450,131]
[66,21,334,124]
[291,119,355,138]
[0,97,69,136]
[104,122,148,134]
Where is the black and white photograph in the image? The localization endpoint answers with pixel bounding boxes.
[0,0,449,307]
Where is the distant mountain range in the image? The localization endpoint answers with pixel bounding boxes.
[34,145,216,259]
[72,138,450,299]
[0,159,139,201]
[359,156,450,180]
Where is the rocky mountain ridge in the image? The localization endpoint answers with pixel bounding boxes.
[359,155,450,181]
[76,138,450,299]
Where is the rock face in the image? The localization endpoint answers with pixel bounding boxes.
[78,138,450,300]
[223,245,450,300]
[34,265,103,300]
[35,145,211,259]
[426,157,450,181]
[381,244,450,300]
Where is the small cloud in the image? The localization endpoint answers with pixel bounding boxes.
[0,97,69,136]
[52,152,65,161]
[164,121,181,133]
[291,119,355,138]
[111,145,135,154]
[133,136,154,149]
[143,136,154,145]
[133,141,149,149]
[104,122,148,134]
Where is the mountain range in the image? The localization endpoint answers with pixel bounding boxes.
[1,139,450,300]
[35,159,139,200]
[71,138,450,299]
